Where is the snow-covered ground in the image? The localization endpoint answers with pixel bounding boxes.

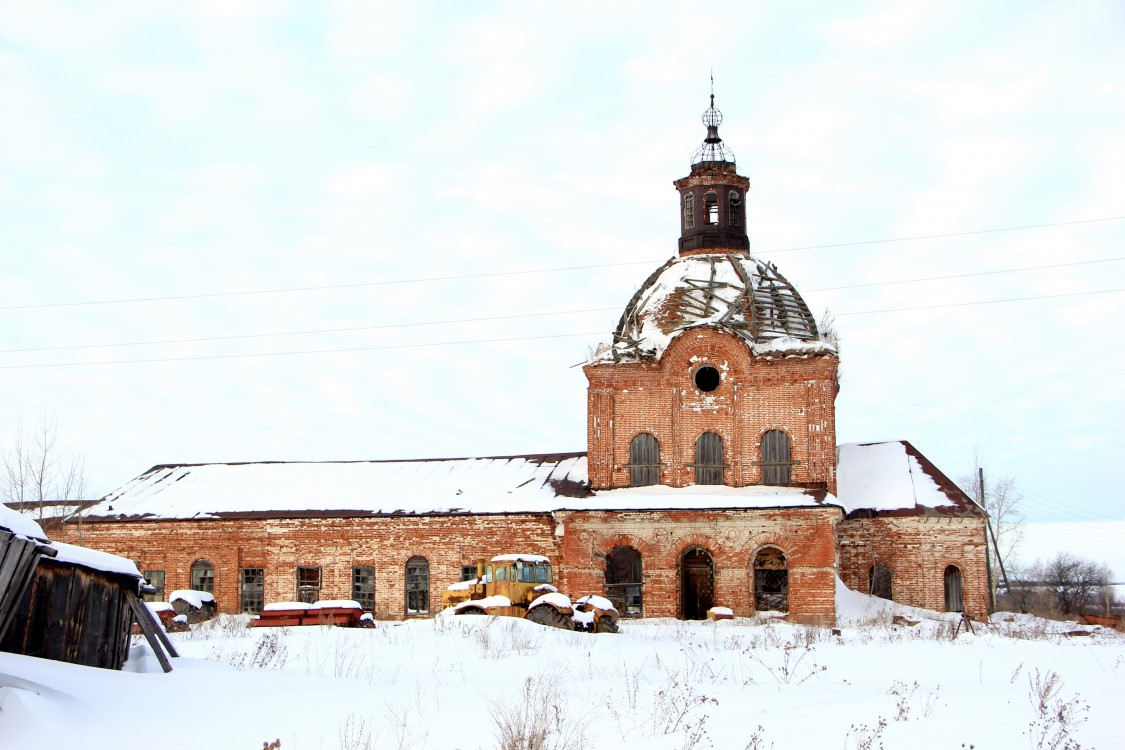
[2,585,1121,749]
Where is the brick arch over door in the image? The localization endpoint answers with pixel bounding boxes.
[752,546,789,612]
[679,546,715,620]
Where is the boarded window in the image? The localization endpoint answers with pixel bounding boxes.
[760,430,792,485]
[944,565,963,612]
[869,564,893,600]
[352,566,375,611]
[297,566,321,604]
[683,192,695,229]
[695,432,724,485]
[143,569,165,602]
[705,191,718,224]
[605,546,643,617]
[190,559,214,593]
[241,568,264,614]
[629,433,660,487]
[754,548,789,612]
[406,556,429,614]
[680,547,714,620]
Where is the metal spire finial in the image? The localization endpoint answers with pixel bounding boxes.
[692,75,734,165]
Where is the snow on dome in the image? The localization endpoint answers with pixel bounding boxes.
[590,253,833,364]
[0,502,47,539]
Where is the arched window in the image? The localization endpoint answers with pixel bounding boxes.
[629,433,660,487]
[754,548,788,612]
[869,563,893,600]
[944,565,964,612]
[704,191,718,225]
[405,556,430,615]
[728,190,741,227]
[190,559,214,593]
[605,546,643,617]
[695,432,724,485]
[683,192,695,229]
[680,547,714,620]
[760,430,792,485]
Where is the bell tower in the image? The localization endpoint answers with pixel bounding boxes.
[673,95,750,255]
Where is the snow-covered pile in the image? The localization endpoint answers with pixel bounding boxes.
[169,590,215,609]
[0,502,45,539]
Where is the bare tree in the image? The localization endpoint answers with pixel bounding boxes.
[1,413,88,529]
[958,449,1025,605]
[1022,553,1112,616]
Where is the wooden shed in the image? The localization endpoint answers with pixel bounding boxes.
[0,520,56,645]
[0,539,145,670]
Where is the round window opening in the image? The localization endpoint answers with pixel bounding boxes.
[693,365,721,392]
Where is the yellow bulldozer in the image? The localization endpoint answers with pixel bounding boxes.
[441,553,620,633]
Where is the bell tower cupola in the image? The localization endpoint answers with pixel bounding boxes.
[673,94,750,255]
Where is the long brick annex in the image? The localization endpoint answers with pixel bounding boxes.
[65,97,989,625]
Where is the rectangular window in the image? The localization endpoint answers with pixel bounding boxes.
[461,564,478,582]
[352,566,375,611]
[405,557,429,614]
[241,568,265,614]
[297,566,321,604]
[143,570,165,602]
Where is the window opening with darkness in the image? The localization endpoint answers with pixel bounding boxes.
[352,566,375,611]
[695,432,724,485]
[605,546,643,617]
[753,547,789,612]
[869,564,893,600]
[241,568,265,614]
[297,566,321,604]
[944,565,964,612]
[629,432,660,486]
[405,556,429,614]
[693,365,720,392]
[190,559,214,593]
[705,191,718,225]
[143,570,165,602]
[728,191,741,226]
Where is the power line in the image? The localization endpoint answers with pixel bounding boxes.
[3,215,1122,312]
[3,287,1123,368]
[0,331,610,370]
[836,287,1124,317]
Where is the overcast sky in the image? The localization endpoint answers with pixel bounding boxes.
[2,1,1123,549]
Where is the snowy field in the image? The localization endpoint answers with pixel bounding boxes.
[2,587,1122,750]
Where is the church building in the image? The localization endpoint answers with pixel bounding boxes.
[67,99,989,625]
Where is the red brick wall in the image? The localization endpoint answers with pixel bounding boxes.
[584,327,839,494]
[70,505,840,624]
[836,516,990,620]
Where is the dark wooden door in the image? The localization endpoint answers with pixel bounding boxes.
[681,548,714,620]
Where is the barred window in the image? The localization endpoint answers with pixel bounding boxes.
[241,568,265,614]
[754,547,789,612]
[352,566,375,611]
[605,546,643,617]
[190,559,214,593]
[143,570,165,602]
[297,566,321,604]
[405,556,429,615]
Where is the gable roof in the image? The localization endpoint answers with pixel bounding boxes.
[836,440,984,518]
[80,451,840,522]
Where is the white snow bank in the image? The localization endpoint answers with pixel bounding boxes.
[48,540,140,577]
[447,579,477,591]
[310,600,361,610]
[145,601,174,613]
[835,576,959,625]
[576,482,840,510]
[170,590,216,608]
[836,441,956,513]
[0,502,46,539]
[575,595,616,612]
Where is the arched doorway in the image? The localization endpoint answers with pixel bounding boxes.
[944,565,963,612]
[753,547,788,612]
[869,563,893,600]
[680,547,714,620]
[605,546,643,617]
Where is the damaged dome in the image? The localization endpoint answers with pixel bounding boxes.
[591,253,834,364]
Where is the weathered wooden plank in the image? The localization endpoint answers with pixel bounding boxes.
[126,591,172,673]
